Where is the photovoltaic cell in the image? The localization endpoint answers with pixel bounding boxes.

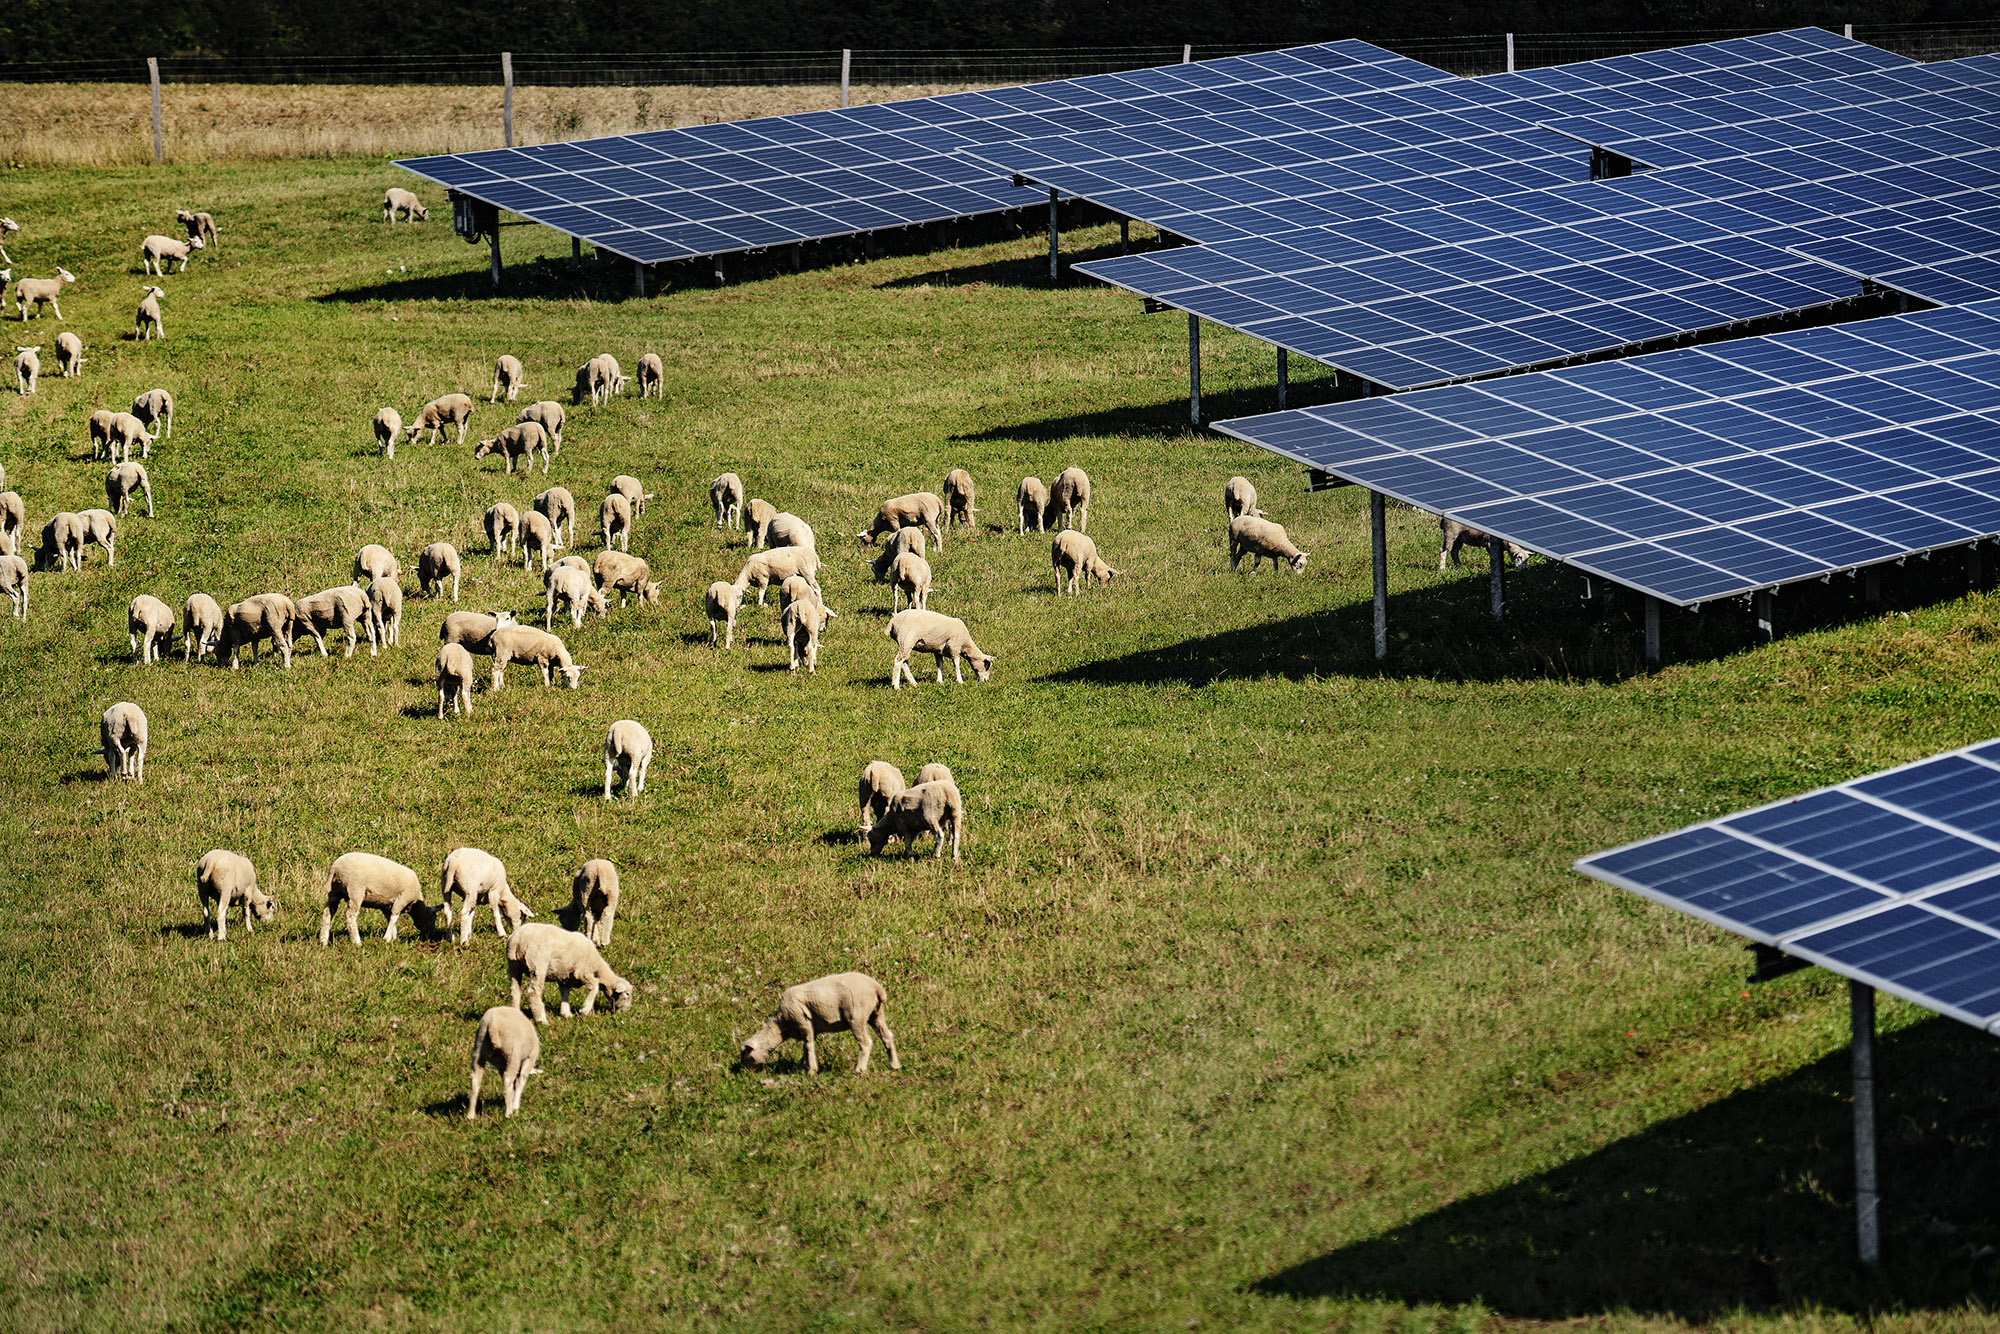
[1789,208,2000,305]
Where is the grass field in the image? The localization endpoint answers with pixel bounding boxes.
[5,158,2000,1333]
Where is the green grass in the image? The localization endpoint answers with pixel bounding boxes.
[5,158,2000,1333]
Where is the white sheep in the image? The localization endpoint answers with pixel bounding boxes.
[858,492,945,549]
[439,609,515,653]
[368,575,403,649]
[710,472,743,529]
[569,859,621,946]
[732,547,820,605]
[467,1005,539,1119]
[544,553,591,581]
[738,973,900,1075]
[534,487,576,549]
[181,592,221,661]
[106,461,153,518]
[88,408,116,457]
[195,849,272,940]
[857,760,905,833]
[128,593,175,663]
[75,509,117,566]
[515,400,565,452]
[140,233,202,275]
[15,267,75,320]
[13,346,37,394]
[1224,475,1264,522]
[884,609,993,689]
[0,553,26,620]
[489,624,587,689]
[1017,476,1049,533]
[472,421,550,475]
[870,526,925,583]
[1439,517,1531,571]
[507,922,632,1024]
[915,762,955,786]
[418,541,462,602]
[636,351,664,398]
[0,217,12,262]
[1052,530,1119,594]
[135,286,166,340]
[406,393,475,446]
[293,585,375,659]
[372,407,402,458]
[598,491,633,553]
[440,846,535,944]
[131,387,174,439]
[777,572,836,621]
[176,209,218,251]
[353,543,401,587]
[572,354,625,406]
[609,474,651,516]
[890,551,932,612]
[867,778,964,861]
[1228,515,1309,574]
[106,411,154,461]
[484,502,519,559]
[943,468,976,530]
[1050,466,1091,532]
[55,330,83,377]
[490,354,525,402]
[745,498,778,548]
[34,512,82,571]
[704,580,742,648]
[220,592,299,669]
[594,551,661,607]
[519,511,557,573]
[0,488,17,545]
[767,512,815,551]
[546,563,606,628]
[436,641,476,716]
[603,719,652,799]
[782,594,828,674]
[318,851,433,945]
[383,187,428,223]
[99,701,148,782]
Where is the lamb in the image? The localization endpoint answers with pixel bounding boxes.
[883,609,993,689]
[569,859,621,946]
[915,762,955,786]
[738,972,899,1075]
[382,187,428,223]
[467,1005,539,1119]
[99,701,148,782]
[292,585,375,659]
[54,330,83,377]
[406,393,475,446]
[75,509,117,566]
[545,554,591,580]
[139,233,202,275]
[710,473,744,529]
[33,513,83,571]
[782,593,828,674]
[13,346,36,394]
[870,526,925,583]
[732,547,820,605]
[318,851,434,945]
[131,388,174,439]
[135,286,166,340]
[176,209,218,251]
[0,489,17,546]
[745,498,778,548]
[15,268,75,320]
[127,593,175,663]
[353,543,400,587]
[439,846,535,944]
[1051,530,1119,594]
[219,592,299,669]
[1017,476,1050,533]
[436,641,476,716]
[418,541,461,602]
[0,217,13,263]
[777,573,835,620]
[519,511,558,572]
[1050,466,1091,532]
[0,554,26,619]
[106,412,154,461]
[867,778,964,861]
[603,719,652,799]
[598,492,633,553]
[181,592,221,661]
[372,407,402,458]
[195,849,272,941]
[943,469,976,530]
[515,400,565,451]
[89,409,116,457]
[534,487,576,549]
[609,474,652,516]
[489,624,588,689]
[858,492,945,550]
[439,609,515,653]
[545,563,606,628]
[766,512,815,551]
[636,351,664,398]
[890,551,932,612]
[367,575,403,648]
[857,761,905,833]
[704,580,742,648]
[1224,475,1265,522]
[1227,514,1309,574]
[572,354,625,406]
[1439,517,1531,571]
[507,922,632,1024]
[105,461,153,518]
[490,354,525,402]
[471,420,550,475]
[484,502,519,559]
[593,550,661,607]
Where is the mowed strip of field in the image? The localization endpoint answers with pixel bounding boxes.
[3,159,2000,1332]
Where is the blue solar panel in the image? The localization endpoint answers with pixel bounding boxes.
[1576,738,2000,1033]
[1790,209,2000,305]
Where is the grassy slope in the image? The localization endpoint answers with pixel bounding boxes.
[3,160,2000,1332]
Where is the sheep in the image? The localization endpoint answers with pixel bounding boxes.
[418,541,462,602]
[181,592,221,661]
[783,594,828,674]
[745,497,778,548]
[704,580,742,648]
[131,387,174,439]
[867,778,964,861]
[406,393,474,446]
[484,502,519,560]
[128,593,174,663]
[472,420,549,475]
[546,563,606,629]
[1439,517,1531,571]
[13,346,36,394]
[519,511,558,573]
[106,411,154,461]
[545,553,591,580]
[467,1005,539,1119]
[636,351,664,398]
[594,551,661,608]
[766,512,816,551]
[569,859,621,946]
[916,762,955,787]
[33,513,83,571]
[598,492,633,553]
[739,973,899,1075]
[870,526,925,583]
[135,285,166,340]
[368,575,403,648]
[858,492,945,550]
[1052,530,1119,594]
[99,701,148,782]
[88,409,116,457]
[884,609,993,689]
[440,846,535,944]
[436,642,476,716]
[0,554,26,619]
[293,585,375,659]
[176,209,218,251]
[609,474,652,517]
[507,922,632,1024]
[75,509,117,566]
[195,849,272,941]
[383,187,428,223]
[490,354,525,402]
[534,487,576,549]
[353,543,400,588]
[139,233,201,275]
[1228,515,1309,574]
[489,624,587,690]
[857,761,905,833]
[220,592,299,669]
[372,407,402,458]
[572,354,625,406]
[890,551,932,612]
[318,851,434,946]
[106,461,153,518]
[515,400,565,452]
[710,473,744,529]
[604,719,652,799]
[777,572,835,620]
[1050,466,1091,532]
[439,609,515,653]
[15,268,75,320]
[0,489,17,545]
[54,330,83,377]
[943,468,976,530]
[0,217,12,263]
[732,547,820,606]
[1018,476,1050,533]
[1224,475,1265,522]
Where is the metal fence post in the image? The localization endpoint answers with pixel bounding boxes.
[841,49,851,108]
[1182,44,1192,63]
[1852,981,1880,1267]
[1047,187,1059,283]
[502,52,514,148]
[1371,492,1389,660]
[1845,22,1855,38]
[148,57,163,164]
[1505,33,1516,73]
[1188,314,1201,426]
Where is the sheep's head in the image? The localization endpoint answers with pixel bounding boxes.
[1288,552,1310,574]
[405,902,439,936]
[1509,546,1532,571]
[56,268,75,283]
[639,581,661,604]
[471,438,496,457]
[189,236,206,250]
[0,218,15,233]
[249,889,276,922]
[176,209,194,224]
[1088,558,1120,586]
[738,1017,786,1067]
[141,285,165,299]
[557,663,588,688]
[610,978,634,1013]
[972,652,994,682]
[492,610,517,627]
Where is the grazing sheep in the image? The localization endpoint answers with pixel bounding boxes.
[353,543,400,588]
[766,512,815,551]
[534,487,576,549]
[367,575,403,649]
[467,1005,539,1119]
[383,187,428,223]
[745,497,778,548]
[127,593,175,663]
[916,762,955,787]
[318,851,433,946]
[181,592,221,661]
[868,778,964,861]
[439,609,515,653]
[609,474,652,517]
[0,489,17,544]
[884,609,993,689]
[732,547,820,606]
[782,594,828,674]
[105,461,153,518]
[1018,476,1050,533]
[220,592,299,669]
[418,541,461,602]
[704,580,742,648]
[870,526,925,583]
[598,492,632,553]
[292,585,375,659]
[593,551,661,608]
[1439,517,1531,571]
[858,493,945,550]
[519,511,557,573]
[1050,466,1091,532]
[1224,475,1264,522]
[546,563,606,629]
[890,551,932,612]
[507,922,632,1024]
[88,408,116,457]
[484,502,519,559]
[569,859,621,946]
[106,411,154,461]
[739,972,899,1075]
[15,267,75,320]
[440,846,535,944]
[0,217,12,262]
[603,719,652,799]
[139,233,202,275]
[515,400,565,452]
[1052,530,1119,594]
[372,407,402,458]
[572,354,625,407]
[33,513,83,571]
[0,554,28,619]
[195,849,272,941]
[75,509,117,566]
[13,346,36,394]
[436,642,476,716]
[99,701,148,782]
[490,354,525,402]
[131,387,174,438]
[636,351,664,398]
[710,473,743,529]
[135,286,166,340]
[54,330,83,377]
[857,761,905,833]
[406,393,475,446]
[943,469,976,530]
[472,420,550,475]
[1228,515,1309,574]
[176,209,218,251]
[489,624,587,690]
[545,554,590,580]
[777,572,836,620]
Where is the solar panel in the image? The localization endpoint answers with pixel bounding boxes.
[1213,297,2000,607]
[1790,208,2000,305]
[1576,737,2000,1033]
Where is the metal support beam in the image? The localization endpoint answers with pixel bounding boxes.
[1277,347,1288,410]
[489,229,503,294]
[791,243,801,273]
[502,51,514,147]
[1971,541,1984,589]
[1188,315,1202,426]
[841,49,851,108]
[1182,44,1192,63]
[1371,491,1389,660]
[712,256,723,287]
[1852,981,1881,1268]
[569,235,581,272]
[1488,535,1505,622]
[1120,219,1130,254]
[149,57,163,165]
[1645,596,1661,666]
[1048,187,1059,284]
[1754,589,1775,641]
[1864,568,1881,603]
[633,259,646,297]
[1505,32,1516,73]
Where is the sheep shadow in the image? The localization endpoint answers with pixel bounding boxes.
[817,829,860,847]
[60,767,111,785]
[421,1095,470,1119]
[157,921,213,940]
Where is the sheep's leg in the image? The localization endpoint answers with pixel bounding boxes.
[928,814,947,859]
[580,978,601,1016]
[530,968,553,1024]
[850,1017,873,1073]
[489,893,508,939]
[467,1061,484,1119]
[633,753,649,795]
[935,652,947,684]
[346,894,364,946]
[954,655,965,684]
[510,966,525,1014]
[558,978,575,1020]
[872,1009,901,1070]
[803,1028,819,1074]
[506,1053,531,1115]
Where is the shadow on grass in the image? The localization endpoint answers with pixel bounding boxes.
[158,921,211,940]
[1255,1015,2000,1319]
[817,829,860,847]
[421,1095,468,1119]
[949,378,1358,445]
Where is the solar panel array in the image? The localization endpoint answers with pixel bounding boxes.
[1577,738,2000,1034]
[395,40,1455,265]
[1792,209,2000,306]
[1214,298,2000,607]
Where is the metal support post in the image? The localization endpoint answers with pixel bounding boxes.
[1644,595,1661,666]
[1048,187,1059,283]
[148,57,163,165]
[791,243,801,273]
[1971,541,1983,589]
[1188,314,1201,427]
[1488,535,1505,622]
[712,256,723,286]
[490,230,503,294]
[633,259,646,297]
[1864,567,1880,603]
[1371,491,1389,660]
[1182,44,1192,63]
[1120,218,1129,254]
[1505,33,1516,73]
[569,235,581,272]
[1845,22,1855,38]
[1754,589,1775,641]
[1852,981,1881,1268]
[841,49,851,108]
[1277,347,1288,410]
[502,52,514,147]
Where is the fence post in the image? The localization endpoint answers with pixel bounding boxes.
[148,57,163,165]
[1505,33,1516,73]
[1845,22,1854,38]
[1182,44,1192,63]
[502,52,514,148]
[841,49,851,108]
